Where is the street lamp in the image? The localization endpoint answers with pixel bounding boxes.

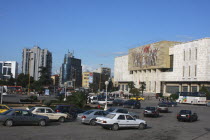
[104,81,109,111]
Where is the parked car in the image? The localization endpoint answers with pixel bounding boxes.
[159,101,177,107]
[89,96,98,104]
[157,104,169,113]
[123,100,141,109]
[143,107,159,117]
[105,107,139,118]
[130,96,145,101]
[96,113,147,131]
[98,99,113,106]
[0,109,49,127]
[77,109,107,125]
[112,99,125,106]
[0,104,11,113]
[55,105,85,120]
[177,110,198,122]
[30,107,68,122]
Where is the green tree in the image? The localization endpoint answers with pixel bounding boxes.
[67,92,86,108]
[16,73,29,88]
[38,66,52,86]
[129,88,140,97]
[140,82,146,96]
[89,83,98,93]
[199,86,210,98]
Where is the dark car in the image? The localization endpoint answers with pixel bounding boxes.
[123,100,141,109]
[0,109,49,127]
[143,107,159,117]
[177,110,198,122]
[113,99,125,106]
[55,105,85,120]
[159,101,177,107]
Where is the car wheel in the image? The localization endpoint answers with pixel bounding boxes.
[39,120,46,126]
[5,120,13,127]
[59,117,65,123]
[138,123,145,130]
[90,119,96,126]
[112,124,119,131]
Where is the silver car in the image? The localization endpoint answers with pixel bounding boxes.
[77,109,107,126]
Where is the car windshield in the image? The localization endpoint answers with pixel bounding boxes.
[106,108,115,112]
[29,107,36,112]
[105,114,116,119]
[146,107,156,110]
[159,104,167,107]
[84,110,94,115]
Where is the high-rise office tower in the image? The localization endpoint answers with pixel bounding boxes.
[60,51,82,88]
[0,61,18,80]
[22,46,52,81]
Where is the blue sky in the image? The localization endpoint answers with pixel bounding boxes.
[0,0,210,75]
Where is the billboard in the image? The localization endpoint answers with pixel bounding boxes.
[128,41,179,70]
[89,73,93,83]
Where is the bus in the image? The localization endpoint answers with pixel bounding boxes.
[176,92,206,105]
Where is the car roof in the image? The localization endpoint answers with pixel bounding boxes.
[10,109,29,111]
[32,107,51,109]
[109,112,130,115]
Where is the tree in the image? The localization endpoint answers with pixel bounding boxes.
[89,83,98,93]
[128,82,135,91]
[16,73,34,88]
[140,82,146,96]
[129,88,140,97]
[7,75,15,86]
[67,92,86,108]
[38,66,52,86]
[199,86,210,99]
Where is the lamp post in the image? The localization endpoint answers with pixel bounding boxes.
[104,81,109,111]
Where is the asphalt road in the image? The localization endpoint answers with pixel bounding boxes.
[0,98,210,140]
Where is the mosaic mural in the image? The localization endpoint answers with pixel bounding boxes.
[128,41,179,70]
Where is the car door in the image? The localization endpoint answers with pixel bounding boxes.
[12,110,24,124]
[116,115,127,127]
[125,115,138,127]
[46,108,56,120]
[23,110,38,124]
[34,108,46,117]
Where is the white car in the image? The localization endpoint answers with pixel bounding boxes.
[96,113,147,131]
[98,99,113,105]
[30,107,68,122]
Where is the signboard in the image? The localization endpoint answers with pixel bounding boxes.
[89,73,93,83]
[45,89,50,95]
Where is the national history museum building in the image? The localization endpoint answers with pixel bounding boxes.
[114,38,210,96]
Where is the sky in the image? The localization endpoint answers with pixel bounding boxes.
[0,0,210,75]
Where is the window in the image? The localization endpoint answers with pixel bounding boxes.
[189,66,191,77]
[36,108,45,113]
[183,66,185,77]
[46,109,53,113]
[130,71,133,74]
[195,65,197,77]
[126,115,134,120]
[183,50,185,61]
[117,115,125,120]
[195,48,197,60]
[94,111,102,115]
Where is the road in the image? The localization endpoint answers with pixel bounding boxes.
[0,98,210,140]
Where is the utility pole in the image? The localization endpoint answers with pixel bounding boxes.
[98,64,103,93]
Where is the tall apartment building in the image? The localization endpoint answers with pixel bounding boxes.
[60,52,82,88]
[0,61,18,80]
[22,46,52,81]
[82,72,100,88]
[94,67,111,79]
[114,38,210,96]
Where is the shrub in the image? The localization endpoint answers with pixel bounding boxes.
[170,94,178,101]
[43,100,52,106]
[29,95,38,101]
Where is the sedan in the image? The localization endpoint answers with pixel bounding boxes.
[77,109,107,126]
[143,107,159,117]
[157,104,169,113]
[123,100,141,109]
[96,113,147,131]
[113,99,125,106]
[0,109,49,127]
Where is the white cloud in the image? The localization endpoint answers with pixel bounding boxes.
[82,64,95,72]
